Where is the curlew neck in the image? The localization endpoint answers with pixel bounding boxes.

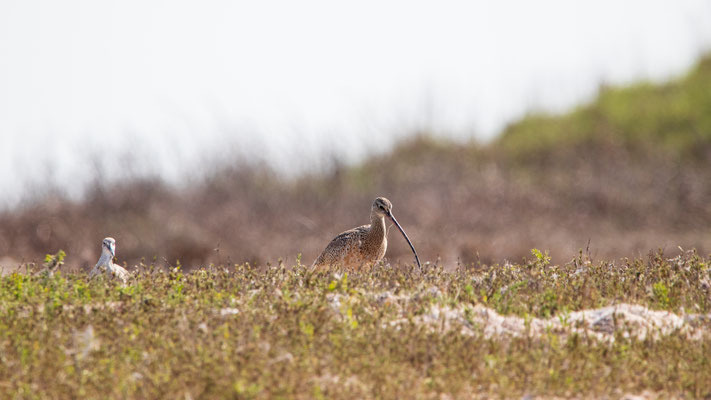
[366,210,387,243]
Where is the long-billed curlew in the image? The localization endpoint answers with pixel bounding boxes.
[312,197,421,270]
[89,237,129,283]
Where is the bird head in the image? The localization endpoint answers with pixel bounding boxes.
[102,237,116,257]
[372,197,393,218]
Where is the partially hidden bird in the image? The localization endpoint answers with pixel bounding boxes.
[89,237,129,283]
[312,197,421,271]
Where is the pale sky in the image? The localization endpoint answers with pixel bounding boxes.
[1,0,711,206]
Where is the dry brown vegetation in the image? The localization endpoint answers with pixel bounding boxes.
[1,56,711,272]
[2,135,711,272]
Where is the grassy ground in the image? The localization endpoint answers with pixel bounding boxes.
[1,250,710,399]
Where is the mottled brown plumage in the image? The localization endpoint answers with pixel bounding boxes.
[312,197,421,271]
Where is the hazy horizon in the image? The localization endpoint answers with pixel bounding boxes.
[2,0,711,208]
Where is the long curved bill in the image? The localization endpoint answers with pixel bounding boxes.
[386,212,422,270]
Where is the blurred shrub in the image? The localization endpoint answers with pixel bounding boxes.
[498,55,711,160]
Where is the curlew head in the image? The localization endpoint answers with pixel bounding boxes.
[371,197,393,217]
[372,197,422,270]
[102,237,116,257]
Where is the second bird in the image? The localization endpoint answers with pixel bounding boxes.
[89,237,130,284]
[312,197,421,271]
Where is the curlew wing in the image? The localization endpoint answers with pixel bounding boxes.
[312,225,368,269]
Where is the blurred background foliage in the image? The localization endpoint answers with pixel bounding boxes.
[1,54,711,271]
[498,55,711,159]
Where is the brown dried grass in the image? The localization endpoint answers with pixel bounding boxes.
[1,136,710,272]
